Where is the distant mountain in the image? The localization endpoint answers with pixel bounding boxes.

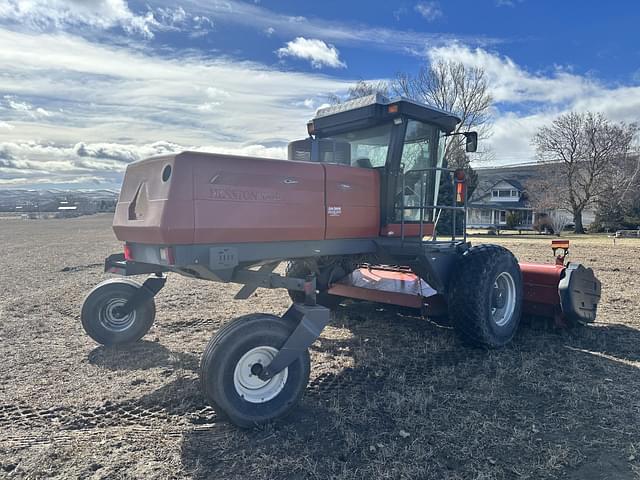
[0,189,119,212]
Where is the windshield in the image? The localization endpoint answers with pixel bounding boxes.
[318,124,392,168]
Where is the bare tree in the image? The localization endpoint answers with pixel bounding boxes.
[392,60,493,163]
[549,211,571,236]
[330,62,493,167]
[532,112,638,233]
[327,79,390,105]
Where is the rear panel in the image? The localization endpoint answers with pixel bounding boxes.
[113,154,195,244]
[324,164,380,239]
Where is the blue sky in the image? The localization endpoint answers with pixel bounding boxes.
[0,0,639,189]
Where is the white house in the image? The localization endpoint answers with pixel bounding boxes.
[467,179,535,230]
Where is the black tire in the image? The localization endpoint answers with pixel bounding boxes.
[285,261,343,310]
[200,314,310,428]
[81,278,156,346]
[448,245,523,348]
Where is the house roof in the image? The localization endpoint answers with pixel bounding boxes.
[470,164,543,203]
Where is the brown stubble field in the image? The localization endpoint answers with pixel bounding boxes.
[1,214,639,479]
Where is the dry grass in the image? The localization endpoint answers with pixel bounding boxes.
[1,214,639,479]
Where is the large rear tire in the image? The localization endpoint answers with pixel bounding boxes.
[200,314,310,428]
[448,245,523,348]
[80,278,156,346]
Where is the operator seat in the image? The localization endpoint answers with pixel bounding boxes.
[355,158,373,168]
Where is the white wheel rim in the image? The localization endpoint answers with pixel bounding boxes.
[233,346,288,404]
[99,298,136,332]
[491,272,516,327]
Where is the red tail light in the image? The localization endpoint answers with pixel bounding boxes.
[123,243,133,261]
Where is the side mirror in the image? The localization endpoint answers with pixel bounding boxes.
[464,132,478,153]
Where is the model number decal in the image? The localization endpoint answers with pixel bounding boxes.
[328,206,342,217]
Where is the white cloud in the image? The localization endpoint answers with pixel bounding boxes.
[155,0,499,55]
[0,1,215,39]
[426,44,640,163]
[0,0,159,38]
[496,0,524,7]
[427,44,597,104]
[414,2,443,22]
[264,26,275,36]
[0,29,352,187]
[205,87,231,99]
[0,121,14,130]
[4,95,53,119]
[277,37,346,69]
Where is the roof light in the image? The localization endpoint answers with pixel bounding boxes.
[388,104,399,113]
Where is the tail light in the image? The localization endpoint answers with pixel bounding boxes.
[123,243,133,261]
[159,246,175,265]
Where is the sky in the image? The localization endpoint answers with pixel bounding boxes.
[0,0,639,189]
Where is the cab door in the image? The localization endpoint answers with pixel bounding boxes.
[324,164,380,239]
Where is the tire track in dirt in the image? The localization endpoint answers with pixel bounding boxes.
[0,399,228,450]
[308,350,487,394]
[0,399,218,433]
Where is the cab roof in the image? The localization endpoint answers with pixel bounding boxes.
[310,94,461,136]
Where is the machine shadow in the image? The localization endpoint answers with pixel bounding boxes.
[88,340,199,371]
[178,302,640,479]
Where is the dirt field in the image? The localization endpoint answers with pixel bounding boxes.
[1,214,639,479]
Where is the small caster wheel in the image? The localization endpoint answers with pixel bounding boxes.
[81,278,156,346]
[200,313,310,428]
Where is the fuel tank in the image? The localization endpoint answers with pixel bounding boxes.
[113,151,380,245]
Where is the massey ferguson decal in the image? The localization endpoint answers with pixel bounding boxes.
[328,206,342,217]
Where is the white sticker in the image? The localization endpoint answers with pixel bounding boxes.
[328,206,342,217]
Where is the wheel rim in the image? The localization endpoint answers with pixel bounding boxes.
[233,346,288,404]
[491,272,516,327]
[99,298,136,332]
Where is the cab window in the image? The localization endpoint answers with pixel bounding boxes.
[319,123,392,168]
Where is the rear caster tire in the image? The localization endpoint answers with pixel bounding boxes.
[448,245,523,348]
[200,314,310,428]
[81,278,156,346]
[285,261,344,310]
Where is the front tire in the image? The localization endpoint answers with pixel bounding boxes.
[200,314,310,428]
[448,245,523,348]
[81,278,156,346]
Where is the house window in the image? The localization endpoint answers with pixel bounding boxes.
[492,187,521,199]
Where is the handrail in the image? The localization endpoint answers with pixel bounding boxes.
[394,166,468,246]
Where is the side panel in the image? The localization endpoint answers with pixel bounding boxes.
[324,164,380,239]
[192,153,326,243]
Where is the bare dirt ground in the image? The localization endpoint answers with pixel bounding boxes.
[1,214,640,479]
